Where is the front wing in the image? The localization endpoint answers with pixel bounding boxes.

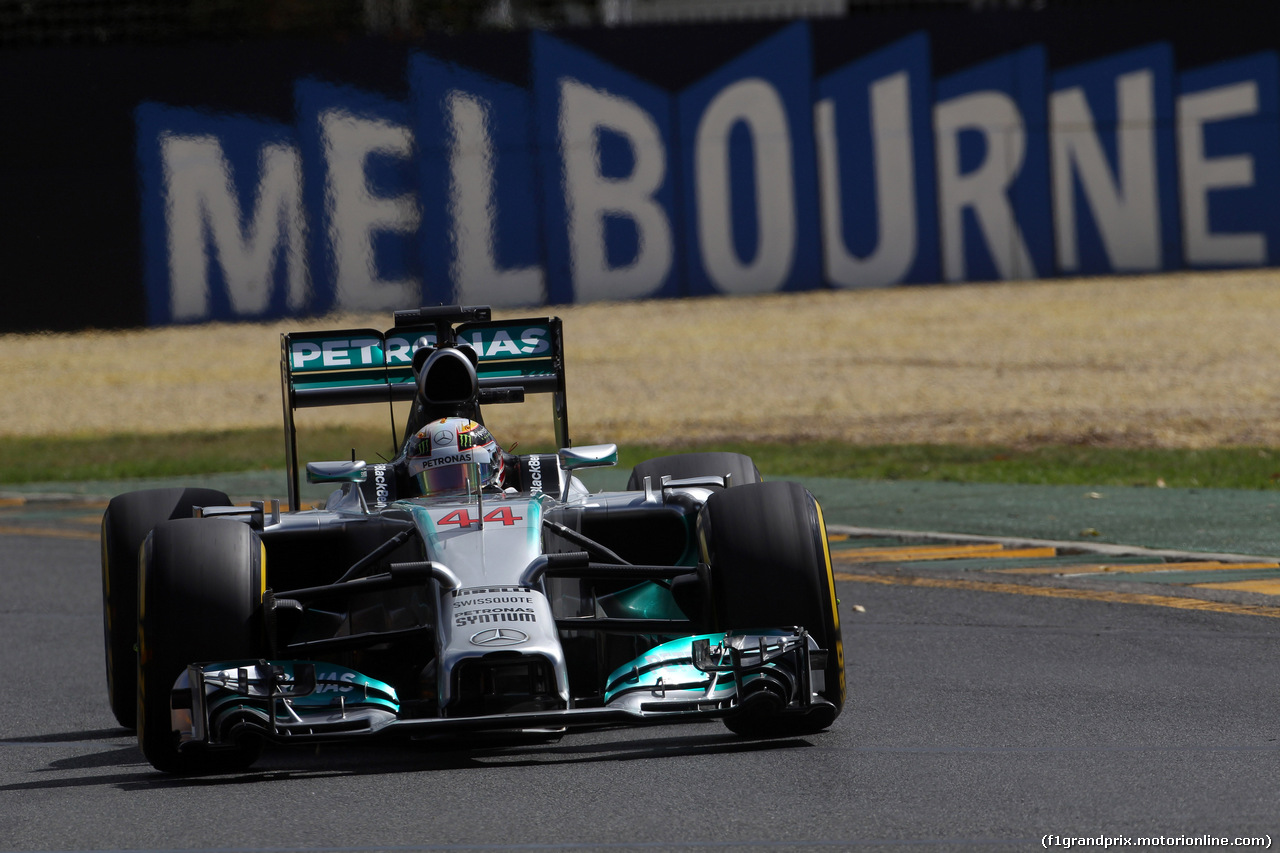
[172,630,834,751]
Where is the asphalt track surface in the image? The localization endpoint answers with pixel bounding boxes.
[3,499,1280,852]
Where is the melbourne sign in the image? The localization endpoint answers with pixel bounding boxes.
[137,23,1280,324]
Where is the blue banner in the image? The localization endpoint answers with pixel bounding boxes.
[1050,44,1179,275]
[677,22,821,296]
[934,46,1053,283]
[136,103,305,325]
[1177,52,1280,268]
[532,32,680,304]
[295,78,421,315]
[815,32,939,288]
[121,22,1280,325]
[410,53,547,307]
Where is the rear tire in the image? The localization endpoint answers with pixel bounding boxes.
[101,487,230,729]
[698,481,845,737]
[626,452,760,492]
[138,518,265,774]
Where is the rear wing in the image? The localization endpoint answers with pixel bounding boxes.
[280,308,568,510]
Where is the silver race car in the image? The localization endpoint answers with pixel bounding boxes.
[101,305,844,773]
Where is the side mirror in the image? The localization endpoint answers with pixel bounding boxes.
[557,444,618,471]
[306,460,368,484]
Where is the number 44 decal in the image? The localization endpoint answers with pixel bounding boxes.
[437,507,522,527]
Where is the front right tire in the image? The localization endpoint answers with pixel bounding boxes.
[138,517,265,774]
[101,487,231,729]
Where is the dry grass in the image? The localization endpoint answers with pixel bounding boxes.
[4,267,1280,450]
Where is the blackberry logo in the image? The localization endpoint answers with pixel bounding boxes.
[372,464,390,508]
[527,455,543,495]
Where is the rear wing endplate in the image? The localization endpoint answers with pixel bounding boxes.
[280,312,568,510]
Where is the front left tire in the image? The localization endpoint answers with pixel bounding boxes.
[626,451,761,492]
[698,480,845,737]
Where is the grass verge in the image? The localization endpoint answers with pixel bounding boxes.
[4,429,1280,490]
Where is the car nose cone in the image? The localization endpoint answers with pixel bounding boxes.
[470,628,529,647]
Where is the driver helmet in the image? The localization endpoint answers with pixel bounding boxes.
[404,417,504,496]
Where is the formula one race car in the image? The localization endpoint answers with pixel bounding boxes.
[101,305,844,774]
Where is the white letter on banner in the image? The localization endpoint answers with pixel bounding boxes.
[321,109,419,311]
[447,92,544,304]
[935,91,1036,281]
[816,71,916,288]
[349,336,381,365]
[696,78,796,293]
[162,135,307,321]
[559,78,672,301]
[1178,81,1265,265]
[1051,70,1162,272]
[291,342,321,368]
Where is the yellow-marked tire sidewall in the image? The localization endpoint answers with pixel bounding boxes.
[700,481,845,724]
[101,487,231,730]
[814,501,846,711]
[137,518,265,774]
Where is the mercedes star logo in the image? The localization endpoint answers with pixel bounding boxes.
[470,628,529,647]
[434,429,455,447]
